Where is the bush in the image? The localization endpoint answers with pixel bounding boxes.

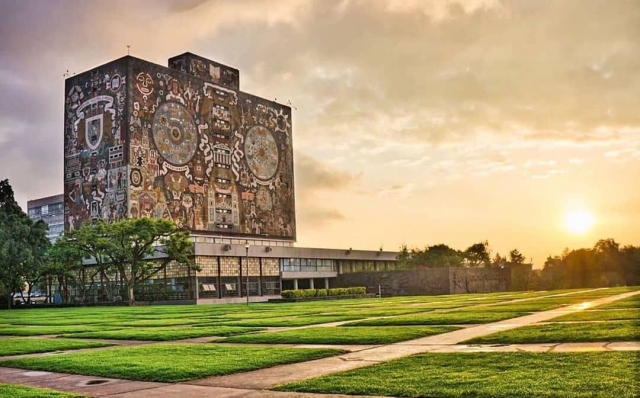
[280,287,366,300]
[347,287,366,295]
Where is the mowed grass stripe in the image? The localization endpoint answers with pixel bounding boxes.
[62,325,263,341]
[220,326,459,344]
[0,383,87,398]
[464,320,640,344]
[0,325,123,336]
[550,309,640,322]
[344,311,527,326]
[1,344,346,382]
[0,338,112,356]
[274,351,639,398]
[219,315,366,327]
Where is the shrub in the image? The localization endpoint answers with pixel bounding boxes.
[281,287,366,300]
[347,287,366,295]
[281,290,295,299]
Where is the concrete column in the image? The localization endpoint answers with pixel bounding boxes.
[217,257,222,299]
[374,262,380,271]
[324,277,329,289]
[310,278,315,289]
[293,279,298,290]
[194,275,199,300]
[259,257,263,296]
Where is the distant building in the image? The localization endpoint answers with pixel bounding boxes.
[27,194,65,243]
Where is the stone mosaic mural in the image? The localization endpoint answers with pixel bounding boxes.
[65,54,295,240]
[64,58,129,231]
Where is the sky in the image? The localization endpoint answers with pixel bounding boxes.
[0,0,638,267]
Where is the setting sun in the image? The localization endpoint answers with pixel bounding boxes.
[565,210,595,234]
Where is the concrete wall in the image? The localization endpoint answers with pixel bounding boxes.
[333,267,510,296]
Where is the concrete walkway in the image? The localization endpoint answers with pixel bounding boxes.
[0,289,637,397]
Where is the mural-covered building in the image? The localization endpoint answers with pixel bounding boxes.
[64,53,295,241]
[62,53,399,303]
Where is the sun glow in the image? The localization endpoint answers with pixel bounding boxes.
[565,210,595,234]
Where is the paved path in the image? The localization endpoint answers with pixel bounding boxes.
[0,289,637,397]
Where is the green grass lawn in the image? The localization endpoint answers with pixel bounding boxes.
[0,338,111,356]
[0,325,121,336]
[5,318,111,326]
[220,325,459,344]
[597,295,640,310]
[464,320,640,344]
[476,300,576,313]
[219,314,365,327]
[1,344,345,382]
[550,309,640,322]
[344,311,527,326]
[275,351,639,398]
[0,383,86,398]
[62,325,263,341]
[97,318,209,327]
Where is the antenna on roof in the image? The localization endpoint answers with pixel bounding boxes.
[127,45,131,56]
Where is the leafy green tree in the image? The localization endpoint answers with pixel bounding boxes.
[46,235,85,303]
[18,219,51,304]
[463,241,491,267]
[0,179,50,308]
[100,218,197,305]
[67,220,115,302]
[421,244,464,268]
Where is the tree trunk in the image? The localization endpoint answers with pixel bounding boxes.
[128,284,135,306]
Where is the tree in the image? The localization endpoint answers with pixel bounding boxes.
[100,218,196,305]
[509,249,526,265]
[491,253,507,268]
[67,220,116,302]
[0,179,22,214]
[18,219,51,304]
[422,244,463,268]
[0,179,50,308]
[46,235,85,303]
[463,241,491,267]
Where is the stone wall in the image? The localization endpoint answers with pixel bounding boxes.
[332,267,510,296]
[449,267,510,294]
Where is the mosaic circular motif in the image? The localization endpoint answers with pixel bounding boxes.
[244,126,279,181]
[152,102,197,166]
[130,169,142,187]
[256,187,273,211]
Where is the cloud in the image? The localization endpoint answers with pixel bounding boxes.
[297,206,346,227]
[375,183,414,198]
[294,151,361,192]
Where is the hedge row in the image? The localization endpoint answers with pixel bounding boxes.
[281,287,366,299]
